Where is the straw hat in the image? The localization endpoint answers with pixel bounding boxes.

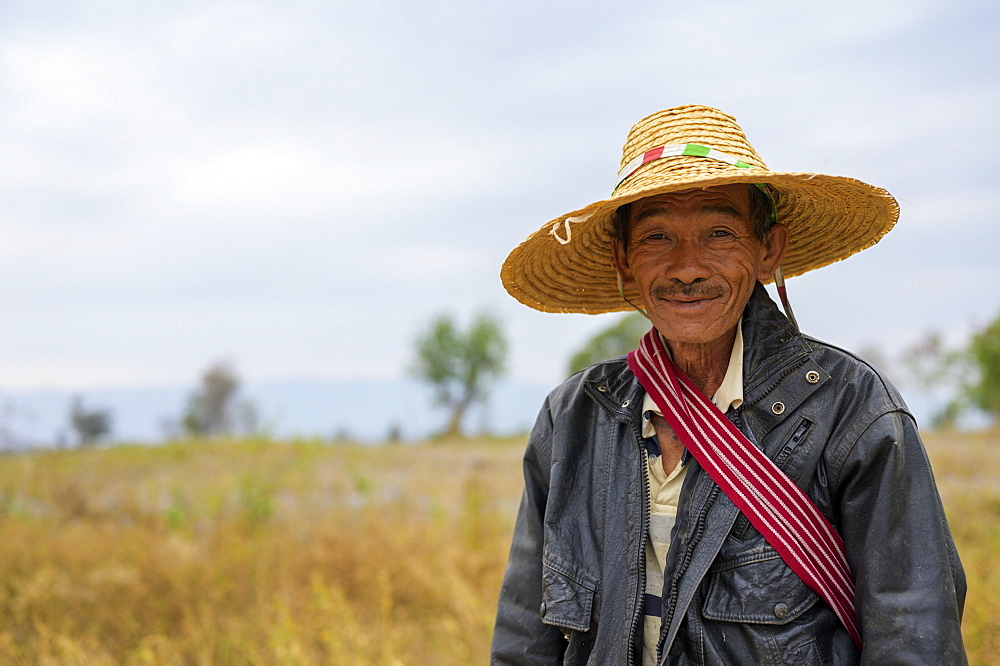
[501,104,898,314]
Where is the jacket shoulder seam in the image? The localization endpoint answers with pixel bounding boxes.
[831,408,918,486]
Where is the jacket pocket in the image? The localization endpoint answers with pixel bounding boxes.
[701,546,818,625]
[540,560,597,633]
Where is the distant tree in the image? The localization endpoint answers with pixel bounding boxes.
[900,332,954,389]
[0,400,20,451]
[411,312,507,439]
[183,361,256,437]
[69,396,112,447]
[567,312,650,376]
[899,331,968,428]
[898,315,1000,428]
[967,312,1000,421]
[386,422,403,444]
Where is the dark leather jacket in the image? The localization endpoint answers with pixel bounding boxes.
[492,284,967,665]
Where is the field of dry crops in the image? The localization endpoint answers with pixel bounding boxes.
[0,431,996,665]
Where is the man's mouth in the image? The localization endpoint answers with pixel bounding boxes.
[664,297,716,311]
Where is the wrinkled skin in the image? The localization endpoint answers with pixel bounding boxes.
[611,185,788,393]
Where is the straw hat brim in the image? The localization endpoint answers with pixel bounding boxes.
[501,169,898,314]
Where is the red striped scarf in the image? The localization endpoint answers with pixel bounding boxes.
[627,328,862,649]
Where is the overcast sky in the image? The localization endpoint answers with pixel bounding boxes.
[0,0,997,397]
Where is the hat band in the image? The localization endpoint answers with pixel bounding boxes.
[552,145,763,246]
[614,143,754,192]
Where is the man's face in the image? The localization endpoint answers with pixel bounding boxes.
[611,185,788,350]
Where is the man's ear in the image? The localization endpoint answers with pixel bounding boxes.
[758,223,789,281]
[611,238,635,288]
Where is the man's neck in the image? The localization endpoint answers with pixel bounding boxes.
[662,327,737,398]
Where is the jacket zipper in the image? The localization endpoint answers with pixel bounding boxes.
[773,418,813,469]
[655,408,744,661]
[656,484,721,664]
[730,414,814,541]
[626,423,650,666]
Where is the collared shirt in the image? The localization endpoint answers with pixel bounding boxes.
[641,323,744,666]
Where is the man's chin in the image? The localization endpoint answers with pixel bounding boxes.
[649,315,737,349]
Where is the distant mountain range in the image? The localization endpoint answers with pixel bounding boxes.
[0,377,554,449]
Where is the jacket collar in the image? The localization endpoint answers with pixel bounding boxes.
[583,359,647,428]
[740,282,813,400]
[736,283,830,434]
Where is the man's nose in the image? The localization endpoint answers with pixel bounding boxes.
[668,239,711,284]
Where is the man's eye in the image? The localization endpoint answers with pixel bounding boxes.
[710,229,733,238]
[642,232,667,241]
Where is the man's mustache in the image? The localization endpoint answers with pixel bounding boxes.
[651,282,726,300]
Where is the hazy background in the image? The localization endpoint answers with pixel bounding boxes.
[1,0,997,443]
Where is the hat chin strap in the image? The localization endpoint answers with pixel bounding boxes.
[774,265,799,330]
[616,272,651,320]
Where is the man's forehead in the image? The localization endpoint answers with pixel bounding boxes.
[628,185,753,228]
[631,184,750,211]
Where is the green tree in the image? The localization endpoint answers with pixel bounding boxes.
[411,312,507,438]
[899,314,1000,428]
[69,396,112,447]
[967,312,1000,420]
[567,312,650,376]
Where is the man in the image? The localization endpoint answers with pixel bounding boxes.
[492,105,966,664]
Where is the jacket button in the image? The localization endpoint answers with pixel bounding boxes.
[540,602,547,617]
[597,385,607,392]
[805,370,820,384]
[773,602,789,619]
[771,402,785,415]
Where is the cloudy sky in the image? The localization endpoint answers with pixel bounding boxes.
[0,1,997,415]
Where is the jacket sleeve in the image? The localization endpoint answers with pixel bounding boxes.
[834,410,967,665]
[491,399,568,665]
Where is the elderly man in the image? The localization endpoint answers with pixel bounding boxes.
[492,105,966,664]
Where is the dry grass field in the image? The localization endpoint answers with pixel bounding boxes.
[922,430,1000,665]
[0,430,995,664]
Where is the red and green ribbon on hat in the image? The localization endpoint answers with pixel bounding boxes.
[615,143,754,192]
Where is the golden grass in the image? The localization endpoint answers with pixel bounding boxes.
[923,430,1000,666]
[0,430,994,664]
[0,438,524,664]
